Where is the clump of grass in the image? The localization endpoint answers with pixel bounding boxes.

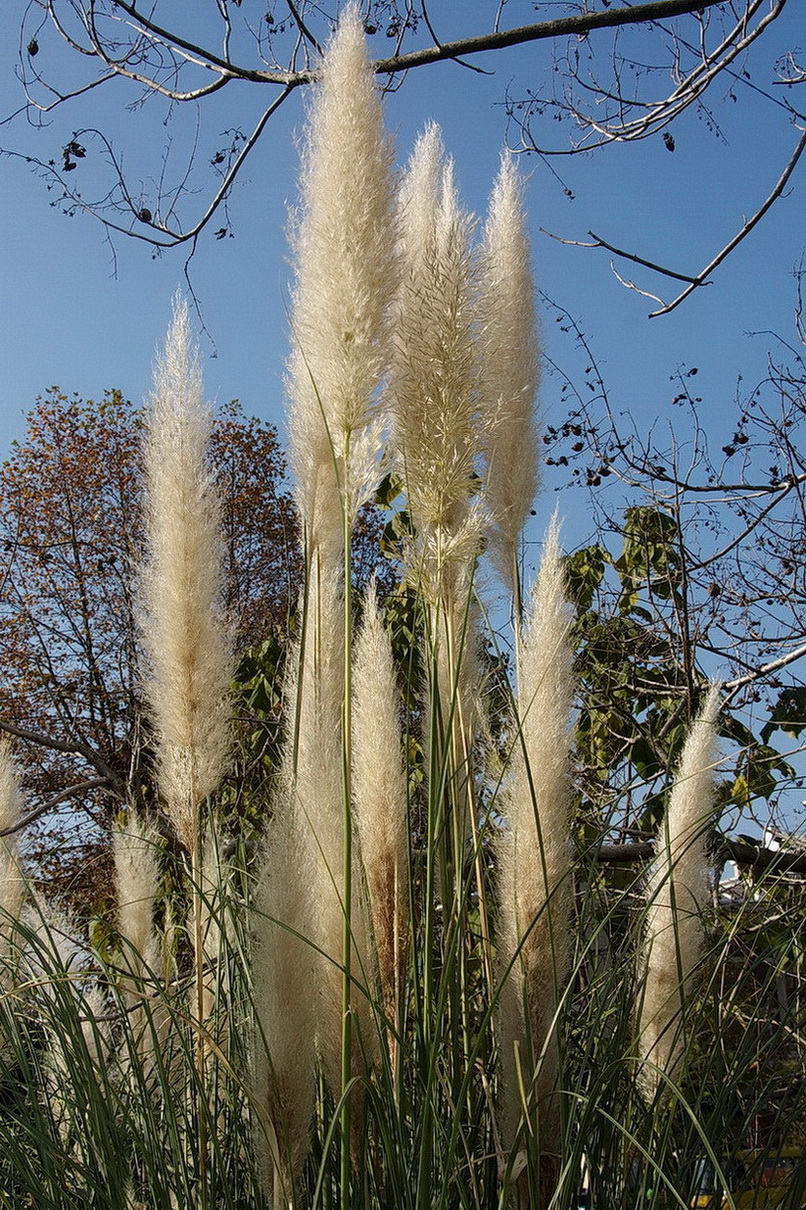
[0,11,803,1210]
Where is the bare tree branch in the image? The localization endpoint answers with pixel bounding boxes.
[608,264,669,309]
[2,83,300,249]
[371,0,727,74]
[597,837,806,876]
[685,476,805,573]
[0,778,112,838]
[285,0,323,57]
[98,0,730,84]
[543,125,806,317]
[585,232,700,286]
[79,0,303,87]
[0,718,126,795]
[507,0,788,153]
[6,0,795,299]
[723,642,806,700]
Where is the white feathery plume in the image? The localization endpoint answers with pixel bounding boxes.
[286,2,396,566]
[0,738,25,937]
[352,584,409,1026]
[296,559,346,1048]
[496,518,575,1156]
[114,814,159,978]
[254,800,318,1202]
[139,297,233,850]
[113,815,172,1072]
[390,124,485,862]
[291,562,376,1091]
[389,122,484,603]
[255,559,372,1205]
[637,684,721,1098]
[0,739,25,1003]
[479,153,540,602]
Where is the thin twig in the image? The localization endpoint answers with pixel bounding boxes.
[285,0,322,56]
[417,0,490,75]
[649,126,806,317]
[552,126,806,317]
[609,264,668,308]
[588,231,701,284]
[685,478,799,573]
[0,718,125,792]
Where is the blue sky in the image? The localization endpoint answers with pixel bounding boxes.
[1,2,802,485]
[1,0,802,608]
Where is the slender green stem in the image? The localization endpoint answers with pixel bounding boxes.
[340,496,354,1207]
[191,801,209,1210]
[416,619,443,1210]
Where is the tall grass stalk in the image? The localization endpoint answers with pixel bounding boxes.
[280,5,397,1196]
[138,295,234,1208]
[496,519,575,1208]
[389,126,507,1199]
[112,813,164,1071]
[0,739,25,967]
[390,122,484,969]
[254,778,318,1203]
[352,584,409,1064]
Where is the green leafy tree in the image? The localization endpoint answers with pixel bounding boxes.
[543,324,806,853]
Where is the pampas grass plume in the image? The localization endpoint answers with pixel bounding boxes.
[0,738,25,967]
[480,153,540,601]
[352,584,409,1023]
[113,814,159,982]
[390,123,484,598]
[139,298,233,848]
[294,561,347,1059]
[254,810,318,1201]
[496,518,575,1152]
[287,1,395,561]
[638,684,721,1097]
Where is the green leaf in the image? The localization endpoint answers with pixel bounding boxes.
[761,686,806,743]
[563,544,608,611]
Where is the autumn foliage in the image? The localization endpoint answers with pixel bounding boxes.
[0,388,299,908]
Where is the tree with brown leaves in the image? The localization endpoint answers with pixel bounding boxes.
[0,386,299,910]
